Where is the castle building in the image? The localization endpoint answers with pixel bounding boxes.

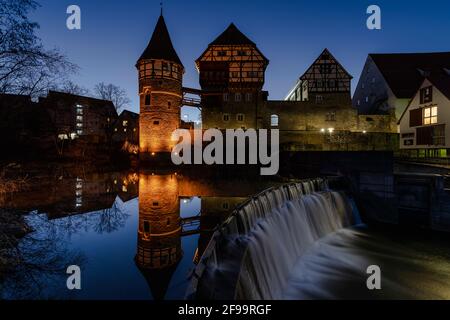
[135,172,182,300]
[196,23,269,130]
[285,49,352,104]
[136,17,397,154]
[137,14,184,160]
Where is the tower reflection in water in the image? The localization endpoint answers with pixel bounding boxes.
[135,172,183,300]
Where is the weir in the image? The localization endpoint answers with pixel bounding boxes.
[186,178,361,300]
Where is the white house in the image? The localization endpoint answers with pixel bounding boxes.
[398,70,450,157]
[353,52,450,122]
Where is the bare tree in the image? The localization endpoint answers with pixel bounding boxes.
[0,0,77,99]
[53,80,90,96]
[93,82,131,112]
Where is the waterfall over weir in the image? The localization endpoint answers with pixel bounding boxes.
[186,179,360,300]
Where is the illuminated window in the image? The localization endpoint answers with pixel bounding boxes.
[76,123,83,128]
[423,106,437,125]
[271,115,279,127]
[123,120,128,127]
[58,134,69,140]
[77,130,83,135]
[76,116,83,121]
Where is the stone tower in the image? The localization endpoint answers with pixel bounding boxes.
[135,172,182,300]
[137,14,184,161]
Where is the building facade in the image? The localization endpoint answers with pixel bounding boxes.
[39,90,118,143]
[353,52,450,123]
[399,71,450,157]
[137,14,184,160]
[196,23,269,130]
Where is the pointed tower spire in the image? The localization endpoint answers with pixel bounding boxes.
[137,14,183,67]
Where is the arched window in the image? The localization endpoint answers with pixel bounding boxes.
[271,114,279,127]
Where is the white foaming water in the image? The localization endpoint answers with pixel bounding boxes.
[236,191,357,300]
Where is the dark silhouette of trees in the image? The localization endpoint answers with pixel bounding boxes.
[0,0,77,99]
[94,82,131,112]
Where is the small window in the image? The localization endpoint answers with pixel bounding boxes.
[222,203,229,210]
[223,114,230,122]
[217,51,227,57]
[315,95,323,104]
[235,93,242,102]
[326,112,336,121]
[143,221,150,233]
[357,100,361,106]
[237,114,245,122]
[237,50,247,56]
[420,86,433,104]
[223,93,229,102]
[245,93,252,102]
[122,120,128,127]
[231,71,239,78]
[152,201,159,207]
[168,101,171,109]
[271,114,279,127]
[365,96,369,103]
[328,80,335,88]
[153,120,160,125]
[162,62,169,71]
[145,94,151,106]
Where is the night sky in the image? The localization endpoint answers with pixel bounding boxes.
[32,0,450,119]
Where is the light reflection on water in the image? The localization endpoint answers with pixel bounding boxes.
[1,169,450,300]
[0,170,273,300]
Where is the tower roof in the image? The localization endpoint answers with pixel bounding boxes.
[209,23,256,46]
[138,15,183,67]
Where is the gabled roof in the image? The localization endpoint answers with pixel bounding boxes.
[137,15,183,67]
[196,23,269,66]
[209,23,256,46]
[369,52,450,98]
[397,70,450,124]
[118,110,139,120]
[300,48,353,80]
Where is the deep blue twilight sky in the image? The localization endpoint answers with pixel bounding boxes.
[32,0,450,119]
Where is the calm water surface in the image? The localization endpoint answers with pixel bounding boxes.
[1,168,450,300]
